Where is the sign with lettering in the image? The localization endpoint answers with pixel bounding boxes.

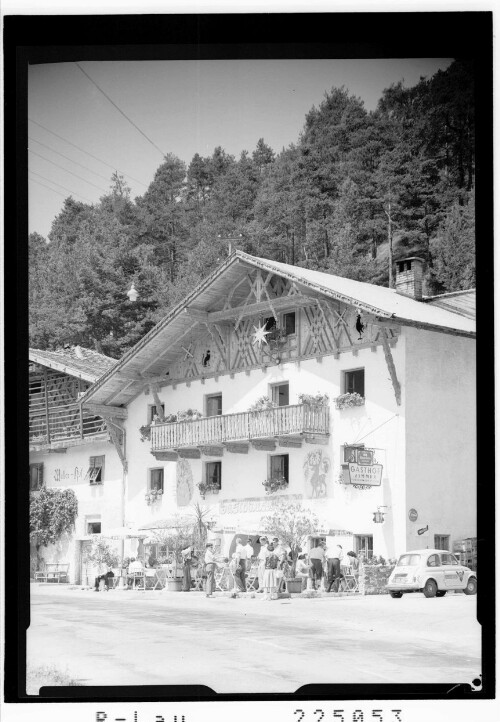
[408,508,418,522]
[357,449,374,466]
[220,494,303,515]
[54,467,85,483]
[347,463,383,487]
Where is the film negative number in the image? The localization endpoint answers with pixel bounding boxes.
[294,712,403,722]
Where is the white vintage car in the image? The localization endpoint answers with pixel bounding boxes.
[386,549,477,598]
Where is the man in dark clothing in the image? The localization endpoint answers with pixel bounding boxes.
[94,569,115,591]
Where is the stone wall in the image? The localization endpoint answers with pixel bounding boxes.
[358,563,396,595]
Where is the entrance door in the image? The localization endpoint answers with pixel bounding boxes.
[80,540,100,587]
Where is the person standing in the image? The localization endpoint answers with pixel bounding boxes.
[308,542,325,590]
[181,544,193,592]
[257,536,269,592]
[261,543,279,600]
[296,554,311,592]
[327,544,344,592]
[204,542,216,597]
[233,537,247,592]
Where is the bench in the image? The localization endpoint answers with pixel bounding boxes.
[34,563,70,583]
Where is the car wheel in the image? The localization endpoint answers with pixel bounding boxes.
[463,577,477,595]
[390,591,403,598]
[423,579,438,598]
[436,591,447,597]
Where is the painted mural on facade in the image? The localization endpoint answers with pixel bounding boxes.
[176,458,194,506]
[303,449,331,498]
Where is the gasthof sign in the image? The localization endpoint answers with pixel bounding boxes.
[348,463,383,486]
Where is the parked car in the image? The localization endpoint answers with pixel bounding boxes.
[386,549,477,598]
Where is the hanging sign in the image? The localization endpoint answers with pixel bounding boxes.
[347,463,383,486]
[417,525,429,537]
[357,449,374,466]
[408,509,418,522]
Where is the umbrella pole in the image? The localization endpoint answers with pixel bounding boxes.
[116,538,126,590]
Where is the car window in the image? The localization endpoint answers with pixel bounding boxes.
[397,554,420,566]
[427,554,440,567]
[440,553,458,566]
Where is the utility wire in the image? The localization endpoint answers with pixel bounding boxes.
[29,149,108,192]
[355,414,399,444]
[29,137,112,183]
[28,117,148,187]
[30,176,81,202]
[75,62,167,159]
[29,170,94,203]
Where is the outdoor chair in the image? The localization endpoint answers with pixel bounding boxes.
[246,562,259,591]
[214,564,234,592]
[339,565,359,592]
[127,570,146,591]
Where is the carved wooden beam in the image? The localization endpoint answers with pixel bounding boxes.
[277,436,303,448]
[153,451,179,461]
[223,442,249,454]
[198,445,224,457]
[107,422,128,471]
[251,439,276,451]
[380,327,402,406]
[82,403,127,419]
[208,294,318,323]
[149,384,165,421]
[176,448,201,459]
[304,435,329,445]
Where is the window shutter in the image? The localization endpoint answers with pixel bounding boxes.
[38,463,44,489]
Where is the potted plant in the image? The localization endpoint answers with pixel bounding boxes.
[261,502,319,594]
[139,424,151,442]
[197,481,220,499]
[177,409,203,422]
[298,392,330,407]
[262,475,288,494]
[334,392,365,410]
[145,488,163,504]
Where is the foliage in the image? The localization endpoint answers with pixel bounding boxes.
[334,392,365,409]
[262,476,288,495]
[145,488,163,504]
[298,392,329,407]
[82,537,119,574]
[248,395,277,413]
[261,503,319,577]
[29,61,475,356]
[29,488,78,550]
[197,481,220,498]
[139,424,151,441]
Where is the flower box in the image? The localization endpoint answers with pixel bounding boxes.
[334,392,365,410]
[197,482,221,499]
[145,488,163,504]
[262,476,288,494]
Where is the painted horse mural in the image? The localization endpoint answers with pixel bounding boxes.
[303,449,331,498]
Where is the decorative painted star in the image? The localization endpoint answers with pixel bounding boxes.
[251,322,271,347]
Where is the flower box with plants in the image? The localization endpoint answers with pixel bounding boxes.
[334,392,365,410]
[298,392,330,407]
[262,475,288,494]
[139,409,203,441]
[248,396,277,414]
[197,481,220,499]
[145,488,163,504]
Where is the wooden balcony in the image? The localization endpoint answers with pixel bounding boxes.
[150,403,330,458]
[29,403,108,450]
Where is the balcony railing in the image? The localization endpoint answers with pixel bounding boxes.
[150,403,330,451]
[29,403,107,446]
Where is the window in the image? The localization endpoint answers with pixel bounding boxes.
[271,382,289,407]
[434,534,450,550]
[149,468,164,492]
[440,553,458,566]
[427,554,440,567]
[264,316,277,332]
[354,534,373,559]
[205,461,222,489]
[344,369,365,397]
[84,456,105,484]
[149,404,165,423]
[283,312,296,336]
[269,454,289,482]
[29,463,44,491]
[87,521,102,534]
[205,393,222,417]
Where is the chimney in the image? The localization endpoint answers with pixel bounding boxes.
[395,257,425,301]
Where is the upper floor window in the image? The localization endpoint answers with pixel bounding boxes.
[149,468,164,492]
[440,553,458,566]
[29,463,44,491]
[269,453,289,482]
[205,461,222,489]
[87,520,102,534]
[205,393,222,417]
[149,404,165,423]
[85,456,105,485]
[434,535,450,551]
[343,368,365,397]
[283,312,296,336]
[271,382,289,407]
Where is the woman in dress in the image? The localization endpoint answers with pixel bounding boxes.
[181,545,193,592]
[261,543,280,600]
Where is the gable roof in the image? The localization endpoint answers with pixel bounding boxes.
[80,251,476,408]
[423,289,475,320]
[29,346,118,383]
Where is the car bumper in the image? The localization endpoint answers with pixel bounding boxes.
[386,583,420,592]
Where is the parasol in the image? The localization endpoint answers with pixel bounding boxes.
[101,526,149,540]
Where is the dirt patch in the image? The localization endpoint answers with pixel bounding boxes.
[26,664,84,695]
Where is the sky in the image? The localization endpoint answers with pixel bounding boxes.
[28,58,453,238]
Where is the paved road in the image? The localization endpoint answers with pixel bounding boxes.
[27,586,481,694]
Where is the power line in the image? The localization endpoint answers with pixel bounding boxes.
[28,117,148,187]
[29,137,112,183]
[30,176,79,202]
[29,170,94,203]
[75,62,167,159]
[29,149,108,192]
